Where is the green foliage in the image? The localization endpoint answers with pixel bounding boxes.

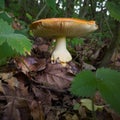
[45,0,56,11]
[70,68,120,113]
[69,38,84,47]
[26,13,33,21]
[70,70,97,97]
[0,0,5,10]
[0,19,32,65]
[0,11,12,24]
[6,2,21,17]
[14,20,30,36]
[106,1,120,22]
[96,68,120,113]
[44,0,58,17]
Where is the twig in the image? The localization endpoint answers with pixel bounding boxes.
[0,95,32,101]
[35,4,47,20]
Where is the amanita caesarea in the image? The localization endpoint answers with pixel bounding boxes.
[30,18,98,65]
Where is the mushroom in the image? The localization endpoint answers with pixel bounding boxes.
[30,18,98,65]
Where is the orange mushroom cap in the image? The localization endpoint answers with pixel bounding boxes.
[30,18,98,38]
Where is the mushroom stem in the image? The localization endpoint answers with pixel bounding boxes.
[55,37,67,50]
[51,37,72,63]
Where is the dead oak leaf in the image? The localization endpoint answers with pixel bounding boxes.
[16,57,46,73]
[35,63,74,89]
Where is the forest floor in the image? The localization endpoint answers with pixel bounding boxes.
[0,37,120,120]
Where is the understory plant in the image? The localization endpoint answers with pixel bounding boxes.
[106,1,120,22]
[0,19,32,65]
[70,68,120,118]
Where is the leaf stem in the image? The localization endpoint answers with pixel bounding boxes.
[20,57,31,71]
[91,97,96,120]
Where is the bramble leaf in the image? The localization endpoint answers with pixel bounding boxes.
[6,34,32,55]
[0,42,16,65]
[106,1,120,22]
[0,19,14,33]
[70,67,120,113]
[0,19,32,65]
[70,70,97,97]
[0,11,12,24]
[96,68,120,113]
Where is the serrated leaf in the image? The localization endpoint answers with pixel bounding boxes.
[0,19,14,33]
[70,67,120,113]
[106,1,120,21]
[0,11,12,24]
[96,68,120,113]
[0,19,32,65]
[0,43,13,58]
[6,34,32,55]
[70,70,97,97]
[0,42,16,61]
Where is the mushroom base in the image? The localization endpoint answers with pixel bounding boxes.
[51,37,72,64]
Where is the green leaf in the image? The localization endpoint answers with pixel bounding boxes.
[0,35,5,45]
[45,0,57,11]
[70,70,97,97]
[0,11,12,24]
[96,68,120,113]
[6,34,32,55]
[0,42,16,58]
[70,38,84,46]
[26,13,33,21]
[106,1,120,21]
[0,19,32,65]
[0,19,14,33]
[0,42,17,65]
[70,67,120,113]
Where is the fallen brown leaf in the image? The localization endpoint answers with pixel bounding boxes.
[35,63,74,89]
[29,100,44,120]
